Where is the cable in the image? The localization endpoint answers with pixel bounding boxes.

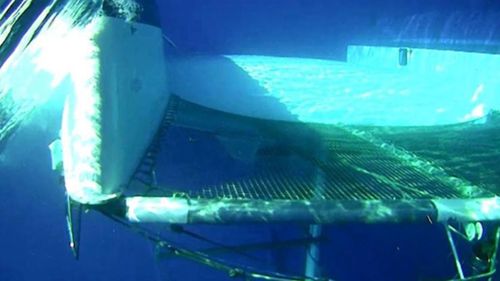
[98,210,334,281]
[445,269,496,281]
[168,224,264,263]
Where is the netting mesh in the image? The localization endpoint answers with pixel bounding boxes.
[129,95,499,202]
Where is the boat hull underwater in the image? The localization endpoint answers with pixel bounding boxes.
[60,15,169,205]
[48,0,500,238]
[59,13,500,222]
[3,0,500,279]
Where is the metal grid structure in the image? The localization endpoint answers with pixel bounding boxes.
[130,95,498,203]
[365,112,500,196]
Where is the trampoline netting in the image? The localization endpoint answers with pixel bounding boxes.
[128,95,500,205]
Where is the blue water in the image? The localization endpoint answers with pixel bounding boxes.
[1,0,500,280]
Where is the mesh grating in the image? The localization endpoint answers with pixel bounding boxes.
[364,111,500,196]
[130,95,497,202]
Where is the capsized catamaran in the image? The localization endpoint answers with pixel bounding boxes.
[3,0,500,280]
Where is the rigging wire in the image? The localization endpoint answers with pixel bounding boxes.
[98,209,334,281]
[168,224,265,263]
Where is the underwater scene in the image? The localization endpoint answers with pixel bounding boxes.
[1,0,500,280]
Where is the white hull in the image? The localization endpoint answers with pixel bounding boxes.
[61,16,169,204]
[171,50,500,126]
